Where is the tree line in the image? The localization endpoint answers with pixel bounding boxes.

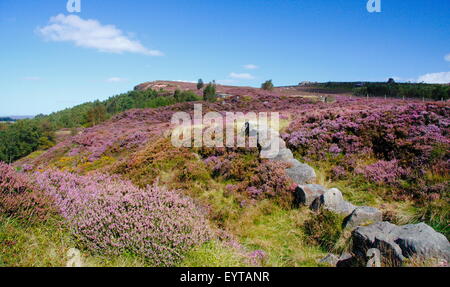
[353,82,450,100]
[311,81,450,101]
[0,88,204,163]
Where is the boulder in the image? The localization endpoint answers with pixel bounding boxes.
[395,223,450,261]
[260,135,286,151]
[262,148,293,161]
[242,121,259,137]
[336,253,359,267]
[293,184,327,207]
[344,206,383,229]
[352,222,406,266]
[242,121,278,140]
[319,254,339,266]
[285,159,316,185]
[311,188,356,217]
[352,222,450,267]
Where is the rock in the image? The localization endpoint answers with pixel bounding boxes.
[395,223,450,261]
[66,248,83,267]
[285,159,316,185]
[319,254,339,266]
[242,121,259,137]
[344,206,383,229]
[311,188,356,217]
[293,184,327,207]
[352,222,404,266]
[352,222,450,267]
[242,121,278,138]
[261,148,293,161]
[260,136,286,151]
[336,253,358,267]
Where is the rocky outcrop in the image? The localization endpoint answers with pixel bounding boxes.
[319,254,339,266]
[285,159,317,185]
[352,222,450,266]
[293,184,326,207]
[344,206,383,229]
[245,121,317,185]
[336,253,359,267]
[261,148,293,162]
[260,136,287,151]
[311,188,356,217]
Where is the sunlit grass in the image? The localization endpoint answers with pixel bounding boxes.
[0,216,148,267]
[227,200,327,267]
[179,241,247,267]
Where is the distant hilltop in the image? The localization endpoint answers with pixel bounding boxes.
[0,115,34,122]
[0,117,15,122]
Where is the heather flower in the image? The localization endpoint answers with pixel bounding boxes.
[356,160,405,184]
[247,250,267,266]
[0,162,30,193]
[246,186,263,199]
[33,170,212,266]
[21,164,33,172]
[284,102,449,198]
[331,166,347,180]
[329,144,342,154]
[0,162,55,223]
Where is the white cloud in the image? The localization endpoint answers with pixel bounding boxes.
[229,72,255,80]
[106,77,127,83]
[243,64,259,70]
[417,71,450,84]
[217,79,237,85]
[37,14,163,56]
[445,54,450,62]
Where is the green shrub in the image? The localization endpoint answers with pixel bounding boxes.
[179,241,246,267]
[178,160,211,182]
[203,83,217,102]
[197,79,204,90]
[261,80,274,91]
[303,209,344,251]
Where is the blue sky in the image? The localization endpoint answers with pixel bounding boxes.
[0,0,449,115]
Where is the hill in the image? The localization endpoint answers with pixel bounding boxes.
[1,81,449,267]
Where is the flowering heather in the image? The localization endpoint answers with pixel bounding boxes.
[0,162,54,223]
[0,162,30,193]
[285,103,449,163]
[247,249,267,266]
[33,170,212,266]
[355,160,407,184]
[223,238,267,266]
[247,161,294,199]
[205,153,294,204]
[203,152,259,182]
[21,111,172,170]
[284,102,449,189]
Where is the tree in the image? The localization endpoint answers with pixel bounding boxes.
[432,86,447,101]
[387,78,396,84]
[261,80,274,91]
[197,79,204,90]
[0,120,42,163]
[85,101,108,127]
[174,89,182,102]
[203,83,217,102]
